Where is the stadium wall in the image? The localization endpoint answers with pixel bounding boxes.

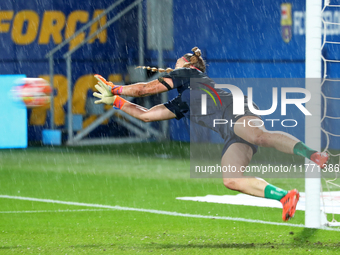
[1,0,338,148]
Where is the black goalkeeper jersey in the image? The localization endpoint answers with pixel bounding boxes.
[160,68,261,155]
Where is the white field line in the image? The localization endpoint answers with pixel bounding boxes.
[0,209,110,214]
[1,195,339,231]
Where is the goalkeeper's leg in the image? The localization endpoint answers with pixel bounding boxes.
[222,143,299,221]
[234,116,328,168]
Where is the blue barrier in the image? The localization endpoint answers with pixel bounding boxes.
[0,75,27,149]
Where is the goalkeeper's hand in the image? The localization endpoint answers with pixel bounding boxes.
[93,77,117,105]
[94,74,123,95]
[93,92,116,105]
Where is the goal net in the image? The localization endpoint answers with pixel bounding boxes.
[307,0,340,227]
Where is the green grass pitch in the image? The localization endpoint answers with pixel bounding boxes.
[1,142,340,254]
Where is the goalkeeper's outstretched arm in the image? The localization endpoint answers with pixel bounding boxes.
[93,75,176,122]
[94,74,174,97]
[93,84,176,124]
[118,99,176,122]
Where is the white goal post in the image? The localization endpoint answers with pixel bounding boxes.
[305,0,322,228]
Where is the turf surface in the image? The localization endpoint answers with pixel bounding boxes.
[1,142,340,254]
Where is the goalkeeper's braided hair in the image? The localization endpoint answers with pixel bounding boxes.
[136,66,174,73]
[136,47,206,73]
